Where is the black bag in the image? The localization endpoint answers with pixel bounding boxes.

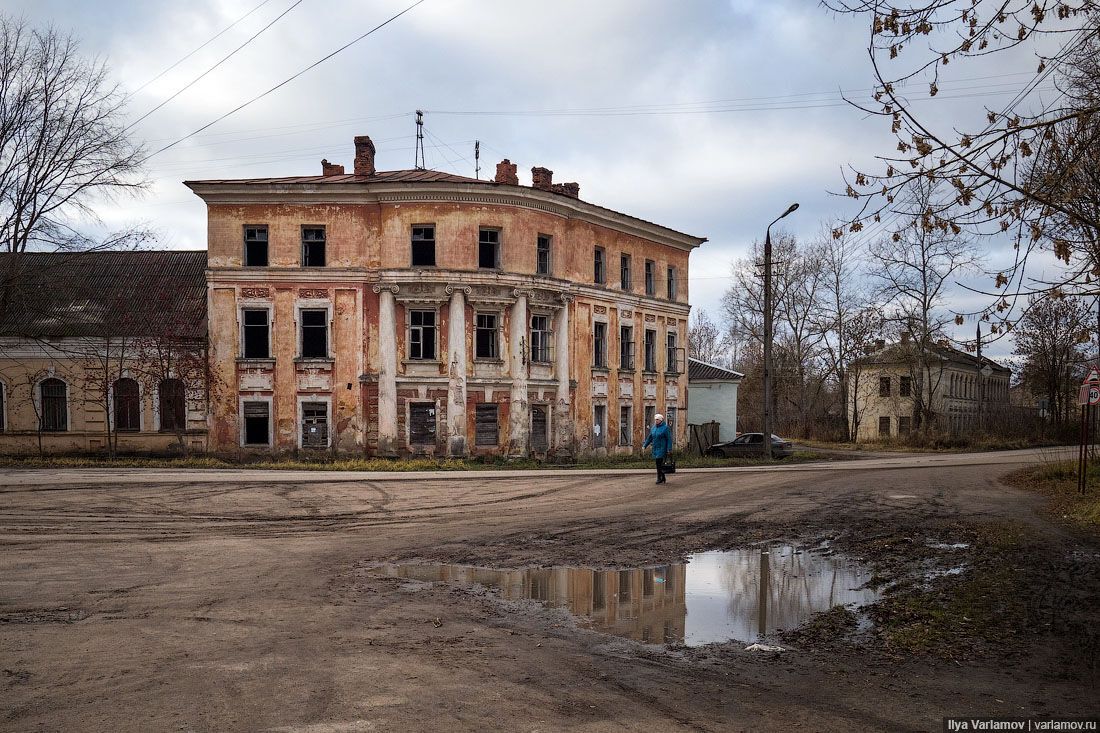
[662,457,676,474]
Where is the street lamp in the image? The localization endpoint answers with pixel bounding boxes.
[763,202,799,460]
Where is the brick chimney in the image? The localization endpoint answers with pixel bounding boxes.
[551,182,580,199]
[321,159,344,176]
[531,166,553,191]
[494,159,518,185]
[353,135,376,176]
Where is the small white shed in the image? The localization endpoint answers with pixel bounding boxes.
[687,358,743,442]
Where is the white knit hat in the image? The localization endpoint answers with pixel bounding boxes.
[654,413,664,421]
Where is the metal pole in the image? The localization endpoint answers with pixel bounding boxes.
[976,323,983,433]
[763,226,774,461]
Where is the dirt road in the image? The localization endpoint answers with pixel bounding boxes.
[2,449,1097,732]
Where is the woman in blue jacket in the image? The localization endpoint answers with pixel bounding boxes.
[643,413,672,484]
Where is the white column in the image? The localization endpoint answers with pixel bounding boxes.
[446,286,468,457]
[376,285,398,455]
[554,295,572,453]
[507,290,529,456]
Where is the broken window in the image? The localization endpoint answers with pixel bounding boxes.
[411,225,435,267]
[879,376,891,397]
[644,260,655,296]
[475,313,498,359]
[159,379,185,432]
[301,226,326,267]
[300,309,328,358]
[619,405,632,446]
[531,404,549,452]
[113,378,140,432]
[242,309,270,359]
[409,402,436,445]
[244,225,268,266]
[478,228,500,269]
[593,322,607,368]
[620,253,632,290]
[594,247,606,284]
[878,416,891,437]
[667,266,677,300]
[409,310,436,360]
[301,402,328,448]
[536,234,551,275]
[530,314,551,363]
[644,329,657,372]
[620,325,634,370]
[40,378,67,432]
[475,403,499,446]
[666,332,680,373]
[900,376,912,397]
[593,404,606,448]
[243,401,270,445]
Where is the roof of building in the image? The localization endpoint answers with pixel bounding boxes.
[858,340,1011,374]
[184,168,707,248]
[688,357,744,382]
[0,250,208,340]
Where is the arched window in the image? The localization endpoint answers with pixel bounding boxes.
[114,378,140,432]
[159,379,186,432]
[40,378,67,432]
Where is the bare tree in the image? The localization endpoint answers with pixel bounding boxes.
[868,179,981,429]
[0,16,147,310]
[1013,294,1092,426]
[687,309,731,366]
[826,0,1100,323]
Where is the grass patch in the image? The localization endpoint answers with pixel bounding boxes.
[1003,460,1100,531]
[0,450,839,472]
[803,435,1064,453]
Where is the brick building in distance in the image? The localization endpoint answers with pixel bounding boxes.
[186,135,705,457]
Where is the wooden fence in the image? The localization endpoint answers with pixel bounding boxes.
[686,422,720,456]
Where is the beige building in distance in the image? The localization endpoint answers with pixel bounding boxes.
[849,338,1011,441]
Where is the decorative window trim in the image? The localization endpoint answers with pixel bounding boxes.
[239,395,274,448]
[405,305,441,362]
[297,303,333,360]
[33,375,70,433]
[239,303,274,360]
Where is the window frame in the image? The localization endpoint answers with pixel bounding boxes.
[667,265,677,300]
[410,224,437,267]
[475,403,500,446]
[644,405,656,430]
[240,306,272,360]
[619,404,632,446]
[619,324,635,370]
[157,378,186,433]
[301,225,326,267]
[643,328,657,372]
[594,246,606,285]
[593,321,608,368]
[878,416,891,437]
[298,307,330,359]
[408,401,438,446]
[665,331,680,374]
[38,377,68,433]
[243,225,269,267]
[240,397,273,447]
[620,253,632,291]
[530,313,552,363]
[478,227,501,270]
[644,260,655,296]
[474,311,500,361]
[408,308,438,361]
[536,234,552,276]
[593,403,607,448]
[899,376,912,397]
[879,376,891,397]
[112,377,142,433]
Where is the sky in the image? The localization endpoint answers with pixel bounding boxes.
[7,0,1070,361]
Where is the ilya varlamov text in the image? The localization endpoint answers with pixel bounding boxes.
[945,719,1098,732]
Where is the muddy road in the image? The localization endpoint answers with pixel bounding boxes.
[2,449,1097,732]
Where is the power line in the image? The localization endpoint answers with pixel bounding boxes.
[126,0,275,99]
[146,0,428,160]
[127,0,306,132]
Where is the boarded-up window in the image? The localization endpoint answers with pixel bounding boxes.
[878,416,891,437]
[244,226,268,266]
[475,403,499,446]
[242,309,270,359]
[243,401,269,445]
[159,379,185,432]
[409,402,436,445]
[301,401,328,448]
[114,378,140,432]
[300,309,328,358]
[531,404,549,452]
[302,226,325,267]
[40,378,66,432]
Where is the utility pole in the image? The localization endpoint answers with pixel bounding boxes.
[762,202,799,459]
[474,140,481,179]
[414,110,426,169]
[976,322,983,432]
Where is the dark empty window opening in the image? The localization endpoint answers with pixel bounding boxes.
[879,376,891,397]
[536,234,551,275]
[898,415,912,436]
[114,378,140,432]
[878,416,891,437]
[409,310,437,360]
[243,401,270,445]
[594,247,606,284]
[244,226,268,266]
[667,266,677,300]
[409,402,436,445]
[530,314,551,363]
[620,254,632,290]
[475,313,499,359]
[593,322,607,368]
[302,227,326,267]
[40,378,67,432]
[644,329,657,372]
[478,228,500,269]
[644,260,655,296]
[475,403,499,446]
[300,309,328,358]
[242,309,270,359]
[159,379,186,432]
[620,326,634,370]
[411,225,436,267]
[666,332,680,373]
[900,376,912,397]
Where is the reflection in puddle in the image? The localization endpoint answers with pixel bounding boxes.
[378,545,880,647]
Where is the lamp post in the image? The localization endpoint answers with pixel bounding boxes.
[762,202,799,460]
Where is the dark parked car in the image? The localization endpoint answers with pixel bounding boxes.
[706,433,794,459]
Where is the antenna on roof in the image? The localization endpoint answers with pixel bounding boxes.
[414,110,426,170]
[474,140,480,179]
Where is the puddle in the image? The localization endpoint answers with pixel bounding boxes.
[377,545,880,647]
[928,542,970,550]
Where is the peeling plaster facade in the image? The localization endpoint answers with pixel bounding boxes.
[188,138,705,458]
